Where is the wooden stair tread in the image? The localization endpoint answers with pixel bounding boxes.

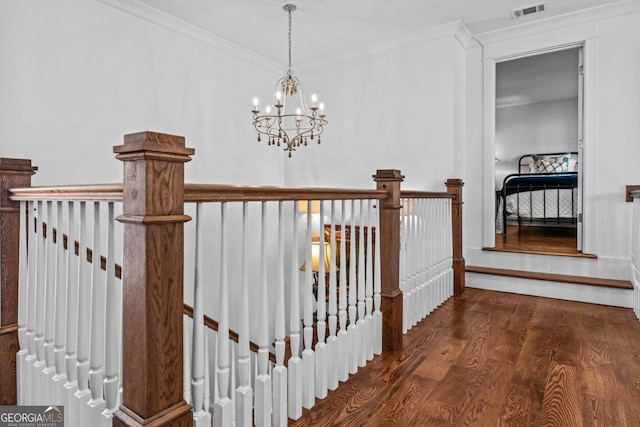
[466,265,633,290]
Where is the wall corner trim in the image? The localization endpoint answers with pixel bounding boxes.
[454,21,473,49]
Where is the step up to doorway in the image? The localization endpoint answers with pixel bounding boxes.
[465,265,633,308]
[466,266,633,290]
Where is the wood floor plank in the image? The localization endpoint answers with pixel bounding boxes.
[289,289,640,426]
[541,362,584,427]
[488,295,536,363]
[498,383,540,427]
[582,394,623,427]
[454,359,515,427]
[414,336,468,381]
[453,312,490,371]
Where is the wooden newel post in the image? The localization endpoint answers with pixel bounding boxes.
[113,132,194,427]
[373,169,404,351]
[446,179,465,295]
[0,158,37,405]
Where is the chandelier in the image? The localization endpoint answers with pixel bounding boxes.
[251,4,327,158]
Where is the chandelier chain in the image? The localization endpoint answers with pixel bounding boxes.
[287,7,293,77]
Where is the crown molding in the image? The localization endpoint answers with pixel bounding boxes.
[472,0,640,46]
[96,0,283,73]
[298,20,466,71]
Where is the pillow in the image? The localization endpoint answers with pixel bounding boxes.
[532,153,571,173]
[537,159,565,173]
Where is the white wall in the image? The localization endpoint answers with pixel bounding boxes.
[0,0,283,186]
[283,32,464,191]
[495,98,578,188]
[464,4,640,281]
[0,0,292,339]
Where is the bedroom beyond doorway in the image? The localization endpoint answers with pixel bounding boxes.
[493,46,585,255]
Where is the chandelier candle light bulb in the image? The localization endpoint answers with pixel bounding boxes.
[251,3,327,157]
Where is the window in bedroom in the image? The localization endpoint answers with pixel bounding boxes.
[492,46,588,257]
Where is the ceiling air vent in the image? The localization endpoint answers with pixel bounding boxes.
[511,2,547,19]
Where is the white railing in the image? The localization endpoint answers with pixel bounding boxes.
[8,167,460,426]
[182,197,383,425]
[400,195,453,333]
[16,198,123,427]
[631,191,640,321]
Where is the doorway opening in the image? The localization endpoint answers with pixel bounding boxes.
[493,46,585,257]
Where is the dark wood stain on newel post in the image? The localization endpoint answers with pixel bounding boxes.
[373,169,404,351]
[0,158,37,405]
[446,179,465,295]
[113,132,194,427]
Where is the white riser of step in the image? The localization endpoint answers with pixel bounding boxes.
[467,272,633,308]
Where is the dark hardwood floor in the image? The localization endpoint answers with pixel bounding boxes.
[290,288,640,426]
[488,225,595,258]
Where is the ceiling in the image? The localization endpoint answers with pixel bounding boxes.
[496,47,580,108]
[135,0,617,67]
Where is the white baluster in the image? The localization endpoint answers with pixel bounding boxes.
[53,201,68,404]
[357,199,366,368]
[347,200,358,375]
[273,201,287,426]
[102,202,120,425]
[88,202,106,425]
[447,198,454,298]
[327,200,339,390]
[255,201,272,426]
[17,201,29,404]
[43,201,57,401]
[236,202,252,426]
[192,203,210,426]
[400,197,408,333]
[408,198,417,329]
[302,201,315,409]
[183,315,192,405]
[33,201,47,403]
[24,201,38,404]
[373,199,382,355]
[74,201,91,427]
[315,201,328,399]
[337,200,349,382]
[63,201,79,427]
[214,202,232,426]
[365,200,374,361]
[288,200,303,419]
[203,328,211,419]
[420,198,429,319]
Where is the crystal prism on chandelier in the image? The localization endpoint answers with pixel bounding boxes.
[251,4,327,158]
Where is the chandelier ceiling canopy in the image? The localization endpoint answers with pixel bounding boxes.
[251,4,327,158]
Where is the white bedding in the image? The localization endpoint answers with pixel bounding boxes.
[496,188,577,233]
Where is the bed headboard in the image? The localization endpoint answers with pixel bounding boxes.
[518,152,578,174]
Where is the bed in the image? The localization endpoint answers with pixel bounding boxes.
[496,152,578,234]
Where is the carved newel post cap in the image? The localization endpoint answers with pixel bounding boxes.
[113,131,194,158]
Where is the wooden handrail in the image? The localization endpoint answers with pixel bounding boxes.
[186,184,389,202]
[182,304,278,365]
[400,190,454,199]
[9,184,123,201]
[10,183,390,203]
[626,185,640,202]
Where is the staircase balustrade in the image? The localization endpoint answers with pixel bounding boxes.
[0,132,464,426]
